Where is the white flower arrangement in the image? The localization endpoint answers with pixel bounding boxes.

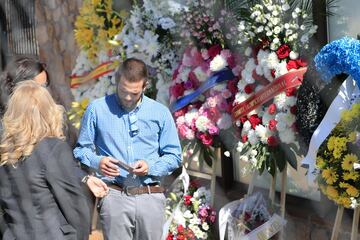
[114,0,180,105]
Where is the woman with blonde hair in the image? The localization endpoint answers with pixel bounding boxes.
[0,81,105,240]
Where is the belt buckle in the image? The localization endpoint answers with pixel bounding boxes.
[124,186,137,195]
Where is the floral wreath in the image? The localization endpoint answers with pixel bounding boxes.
[74,0,126,63]
[112,0,180,105]
[233,0,317,176]
[314,36,360,208]
[169,0,241,163]
[69,0,126,128]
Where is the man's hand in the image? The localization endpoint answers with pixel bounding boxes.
[132,160,149,176]
[99,157,120,177]
[86,176,109,198]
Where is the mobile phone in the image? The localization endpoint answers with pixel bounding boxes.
[115,160,134,172]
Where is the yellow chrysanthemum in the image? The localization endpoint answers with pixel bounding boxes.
[68,98,90,129]
[339,182,349,188]
[342,154,358,171]
[336,196,351,208]
[343,171,359,181]
[322,168,338,185]
[316,156,326,169]
[74,0,126,63]
[327,136,336,151]
[346,185,359,197]
[327,186,339,199]
[349,131,357,143]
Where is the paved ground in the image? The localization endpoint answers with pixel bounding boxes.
[89,177,360,240]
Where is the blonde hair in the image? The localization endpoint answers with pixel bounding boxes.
[0,80,65,165]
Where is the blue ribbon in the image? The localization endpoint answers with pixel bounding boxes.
[169,69,235,113]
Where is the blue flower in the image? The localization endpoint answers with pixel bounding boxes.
[314,36,360,86]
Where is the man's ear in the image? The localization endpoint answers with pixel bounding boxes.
[143,80,150,90]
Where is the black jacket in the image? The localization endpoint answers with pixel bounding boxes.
[0,137,91,240]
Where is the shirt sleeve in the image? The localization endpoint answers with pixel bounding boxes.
[73,103,104,170]
[147,108,182,176]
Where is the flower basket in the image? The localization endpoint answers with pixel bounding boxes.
[219,192,286,240]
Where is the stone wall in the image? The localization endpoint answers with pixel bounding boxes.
[35,0,82,109]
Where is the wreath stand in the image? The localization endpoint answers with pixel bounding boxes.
[185,147,220,206]
[331,206,360,240]
[246,163,288,240]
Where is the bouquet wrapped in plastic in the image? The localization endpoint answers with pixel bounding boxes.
[219,192,286,240]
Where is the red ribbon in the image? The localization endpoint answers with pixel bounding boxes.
[232,67,307,121]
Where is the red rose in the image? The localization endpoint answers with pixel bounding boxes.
[242,135,248,143]
[276,44,291,59]
[177,224,185,233]
[174,108,187,118]
[240,116,248,124]
[286,60,299,70]
[296,58,308,67]
[268,104,277,115]
[249,114,261,129]
[227,55,236,68]
[198,132,213,146]
[166,233,174,240]
[188,71,199,89]
[267,136,278,147]
[227,78,239,95]
[183,195,192,205]
[170,84,185,98]
[286,87,297,96]
[290,105,297,115]
[208,44,222,58]
[268,119,277,131]
[244,84,254,94]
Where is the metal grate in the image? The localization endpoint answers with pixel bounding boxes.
[3,0,38,56]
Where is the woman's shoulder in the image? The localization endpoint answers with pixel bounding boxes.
[34,137,69,155]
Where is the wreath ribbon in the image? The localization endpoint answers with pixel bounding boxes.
[232,67,307,121]
[70,60,120,88]
[169,69,235,113]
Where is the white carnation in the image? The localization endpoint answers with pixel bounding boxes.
[184,110,198,126]
[289,51,299,60]
[210,55,228,72]
[195,116,210,132]
[274,92,287,110]
[243,120,252,133]
[274,61,288,78]
[193,66,208,82]
[285,96,297,107]
[248,129,259,145]
[267,52,280,69]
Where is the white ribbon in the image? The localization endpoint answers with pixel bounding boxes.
[301,76,359,184]
[161,166,190,240]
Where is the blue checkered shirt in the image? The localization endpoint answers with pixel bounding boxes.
[73,94,182,186]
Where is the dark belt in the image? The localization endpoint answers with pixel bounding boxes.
[108,184,165,195]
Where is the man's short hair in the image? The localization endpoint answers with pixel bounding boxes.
[115,58,148,83]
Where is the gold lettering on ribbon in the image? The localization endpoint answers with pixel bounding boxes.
[232,67,307,121]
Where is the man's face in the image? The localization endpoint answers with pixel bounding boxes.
[117,76,146,111]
